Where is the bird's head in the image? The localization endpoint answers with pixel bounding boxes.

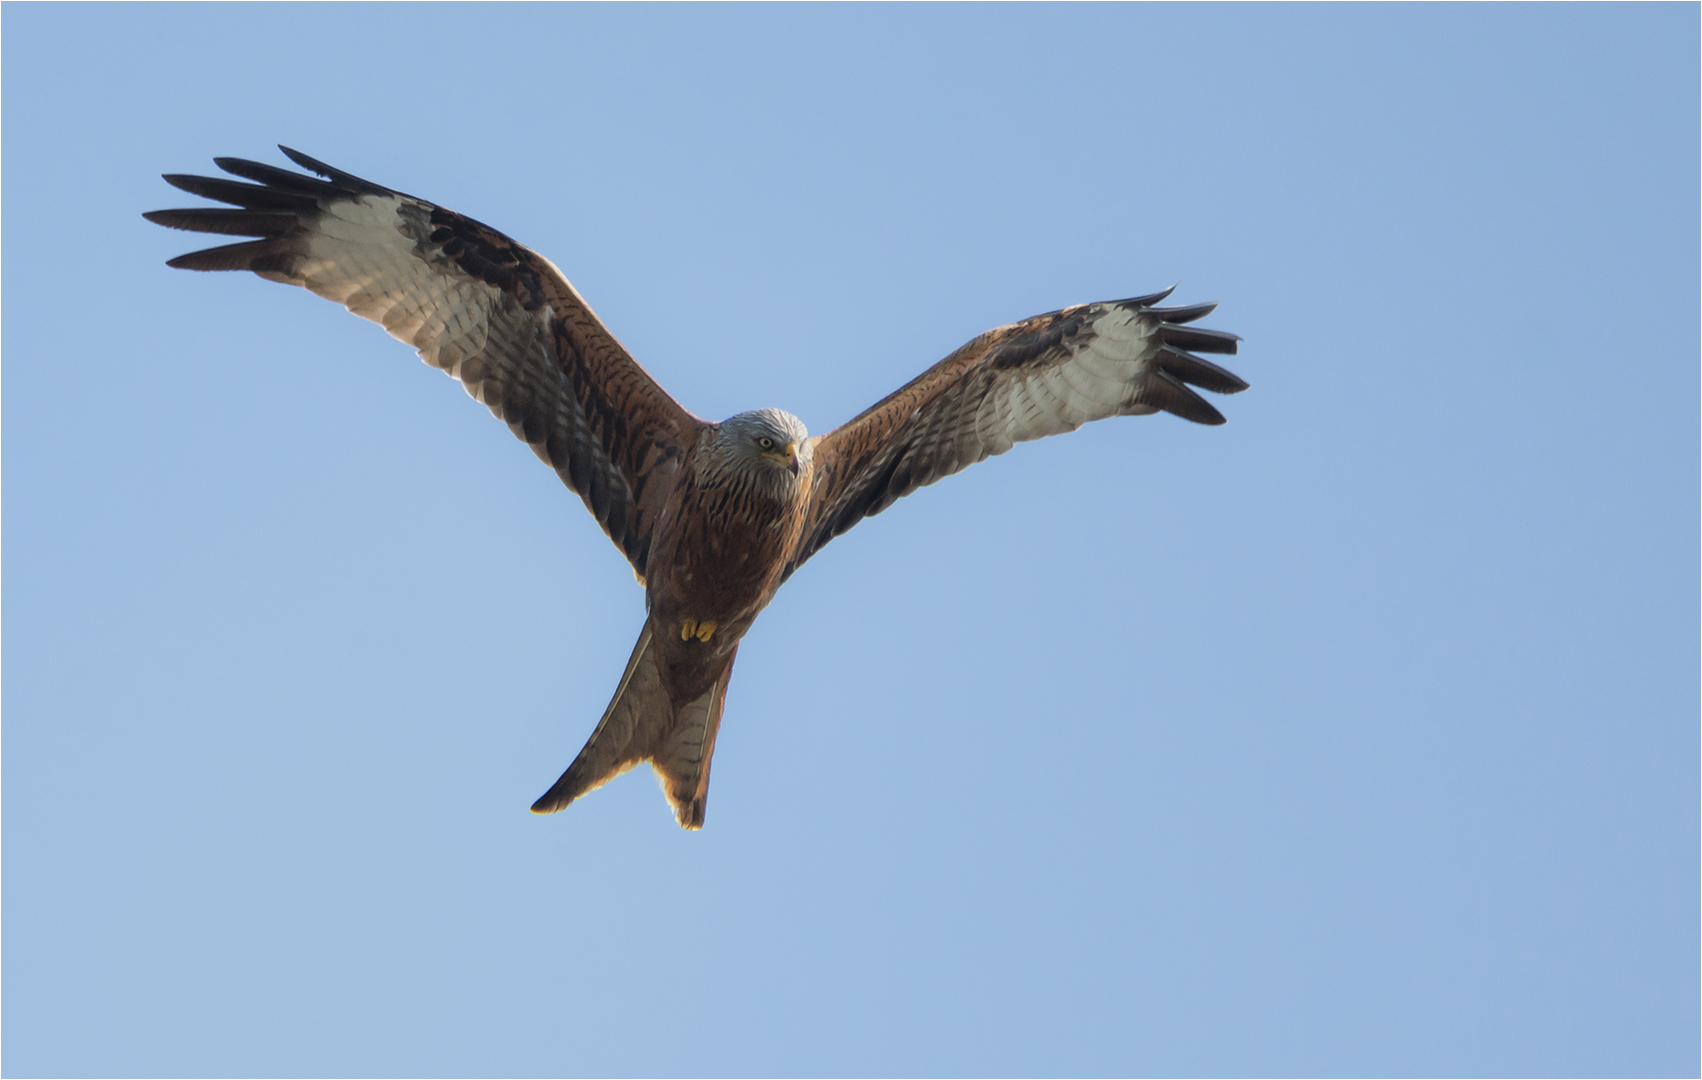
[715,408,812,494]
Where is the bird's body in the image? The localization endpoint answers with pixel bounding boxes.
[557,412,817,826]
[647,410,815,668]
[148,148,1247,829]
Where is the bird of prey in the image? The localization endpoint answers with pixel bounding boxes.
[147,148,1246,830]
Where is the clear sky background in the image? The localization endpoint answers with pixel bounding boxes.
[4,5,1696,1077]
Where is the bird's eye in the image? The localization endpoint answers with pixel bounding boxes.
[757,436,775,450]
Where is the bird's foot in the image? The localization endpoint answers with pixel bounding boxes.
[679,618,717,642]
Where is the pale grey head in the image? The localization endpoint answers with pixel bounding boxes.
[711,408,813,498]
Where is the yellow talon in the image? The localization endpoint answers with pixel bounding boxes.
[680,618,717,642]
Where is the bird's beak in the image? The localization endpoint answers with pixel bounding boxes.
[763,442,802,475]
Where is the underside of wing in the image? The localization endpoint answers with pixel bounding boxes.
[146,148,706,576]
[785,288,1245,578]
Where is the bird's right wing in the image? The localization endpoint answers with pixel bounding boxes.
[147,148,706,578]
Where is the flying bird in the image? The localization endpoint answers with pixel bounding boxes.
[146,148,1247,829]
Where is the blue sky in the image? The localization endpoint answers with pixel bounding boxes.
[4,5,1696,1076]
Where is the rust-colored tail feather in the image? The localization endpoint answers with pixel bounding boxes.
[650,647,736,829]
[530,625,737,830]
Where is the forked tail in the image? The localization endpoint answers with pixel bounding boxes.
[530,625,736,829]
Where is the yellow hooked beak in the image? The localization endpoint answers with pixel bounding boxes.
[762,442,802,475]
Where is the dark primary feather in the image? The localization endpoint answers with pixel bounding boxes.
[1140,370,1226,426]
[212,156,357,199]
[1117,285,1180,307]
[278,145,399,197]
[1157,346,1247,395]
[159,172,316,210]
[143,208,296,237]
[147,148,706,577]
[1157,324,1240,354]
[1145,301,1219,325]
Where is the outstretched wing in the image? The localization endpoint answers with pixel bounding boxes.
[146,147,705,577]
[784,289,1245,580]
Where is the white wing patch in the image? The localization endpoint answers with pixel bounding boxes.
[262,193,522,395]
[986,306,1163,449]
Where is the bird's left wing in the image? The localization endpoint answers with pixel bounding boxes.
[146,148,706,577]
[783,289,1244,580]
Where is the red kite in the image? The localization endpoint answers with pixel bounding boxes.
[148,149,1246,829]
